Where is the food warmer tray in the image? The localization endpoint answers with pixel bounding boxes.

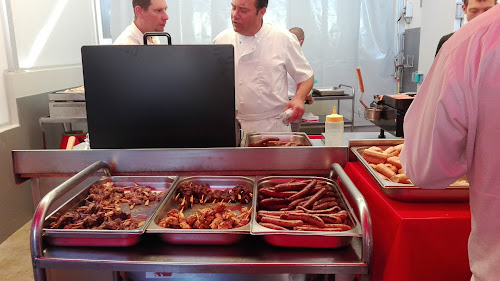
[251,176,362,249]
[350,139,469,202]
[147,176,254,245]
[42,170,177,247]
[245,132,312,147]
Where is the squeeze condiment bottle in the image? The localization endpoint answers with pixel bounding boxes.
[324,106,344,146]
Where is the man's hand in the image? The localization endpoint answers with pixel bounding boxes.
[286,97,305,122]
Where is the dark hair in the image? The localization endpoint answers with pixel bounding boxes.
[133,0,152,10]
[256,0,268,10]
[464,0,497,7]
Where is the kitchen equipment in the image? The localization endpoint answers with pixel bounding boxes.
[350,139,469,202]
[368,94,416,137]
[356,67,368,109]
[147,176,254,245]
[245,132,312,147]
[82,44,237,148]
[312,87,345,96]
[48,88,86,118]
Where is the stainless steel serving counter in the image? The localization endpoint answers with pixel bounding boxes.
[12,147,371,281]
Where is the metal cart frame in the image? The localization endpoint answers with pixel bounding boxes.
[12,147,372,281]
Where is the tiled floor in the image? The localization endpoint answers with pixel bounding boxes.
[0,220,34,281]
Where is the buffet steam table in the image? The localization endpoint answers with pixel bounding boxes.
[344,161,471,281]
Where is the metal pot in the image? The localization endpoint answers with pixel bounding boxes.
[364,107,382,121]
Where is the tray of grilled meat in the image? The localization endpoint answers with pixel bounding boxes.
[350,139,469,202]
[246,132,312,147]
[250,176,361,249]
[147,176,254,245]
[44,176,177,247]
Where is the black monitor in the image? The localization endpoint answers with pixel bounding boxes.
[81,45,236,149]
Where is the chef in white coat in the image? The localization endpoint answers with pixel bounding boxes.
[213,0,314,137]
[401,5,500,281]
[114,0,169,45]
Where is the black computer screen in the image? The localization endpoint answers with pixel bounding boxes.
[81,45,236,148]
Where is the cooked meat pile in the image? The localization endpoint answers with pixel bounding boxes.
[174,181,253,210]
[249,137,310,147]
[49,182,165,230]
[158,202,251,230]
[256,179,352,232]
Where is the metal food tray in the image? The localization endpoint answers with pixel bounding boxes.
[245,132,312,147]
[314,87,345,96]
[251,176,362,249]
[147,176,254,245]
[350,139,469,202]
[43,176,177,247]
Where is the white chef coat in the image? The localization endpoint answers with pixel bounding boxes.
[113,22,160,45]
[400,5,500,281]
[213,23,313,135]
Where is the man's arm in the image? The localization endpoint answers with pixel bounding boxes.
[286,76,314,122]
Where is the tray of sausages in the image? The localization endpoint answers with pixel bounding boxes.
[43,176,176,247]
[250,176,361,249]
[147,176,254,245]
[350,139,469,202]
[246,132,312,147]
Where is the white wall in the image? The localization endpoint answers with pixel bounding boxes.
[0,3,10,126]
[404,0,460,88]
[9,0,98,69]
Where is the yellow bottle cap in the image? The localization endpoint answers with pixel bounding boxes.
[326,106,343,122]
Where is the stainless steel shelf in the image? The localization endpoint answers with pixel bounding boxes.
[39,235,367,275]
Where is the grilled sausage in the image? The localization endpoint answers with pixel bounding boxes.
[387,156,402,169]
[259,222,288,230]
[363,149,389,164]
[288,180,318,201]
[260,216,303,228]
[273,181,310,192]
[281,212,325,228]
[375,163,396,179]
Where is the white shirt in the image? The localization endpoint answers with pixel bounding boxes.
[287,73,297,99]
[113,22,160,45]
[400,5,500,281]
[213,23,313,122]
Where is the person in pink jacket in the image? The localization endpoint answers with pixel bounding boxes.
[400,4,500,281]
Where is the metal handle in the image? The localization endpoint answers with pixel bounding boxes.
[329,163,372,266]
[31,161,111,281]
[143,32,172,45]
[338,84,354,97]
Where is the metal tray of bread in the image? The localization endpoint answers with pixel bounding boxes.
[43,176,176,247]
[246,132,312,147]
[350,139,469,202]
[147,176,254,245]
[251,176,361,249]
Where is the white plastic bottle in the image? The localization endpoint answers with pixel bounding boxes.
[324,106,344,146]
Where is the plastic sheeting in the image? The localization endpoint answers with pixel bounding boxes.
[110,0,396,125]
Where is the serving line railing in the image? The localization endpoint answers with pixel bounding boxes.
[13,147,371,281]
